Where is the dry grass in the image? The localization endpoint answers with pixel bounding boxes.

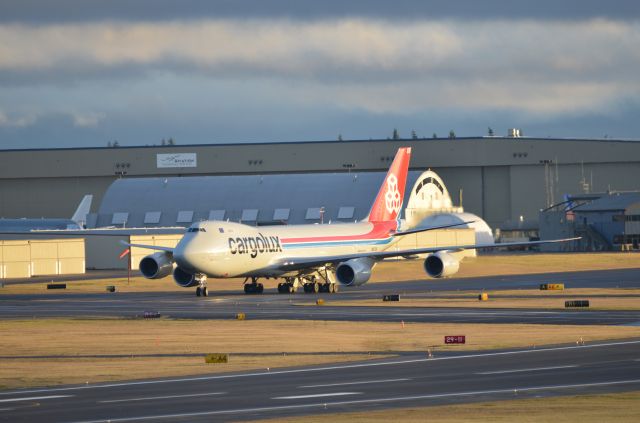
[370,252,640,283]
[248,391,640,423]
[1,318,639,389]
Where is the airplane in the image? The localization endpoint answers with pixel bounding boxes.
[0,195,93,232]
[130,147,579,297]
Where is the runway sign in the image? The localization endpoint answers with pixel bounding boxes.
[316,299,325,305]
[478,292,489,301]
[383,294,400,301]
[47,283,66,289]
[236,313,246,320]
[565,300,589,308]
[540,283,564,290]
[142,311,161,318]
[205,353,228,364]
[445,335,466,344]
[106,285,116,292]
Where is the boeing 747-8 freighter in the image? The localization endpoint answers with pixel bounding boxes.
[131,147,577,296]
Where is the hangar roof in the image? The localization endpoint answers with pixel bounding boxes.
[95,171,425,228]
[575,192,640,212]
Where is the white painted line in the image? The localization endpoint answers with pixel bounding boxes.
[69,378,640,423]
[301,378,410,388]
[0,394,73,403]
[476,365,579,375]
[274,392,361,400]
[5,339,640,396]
[99,392,226,404]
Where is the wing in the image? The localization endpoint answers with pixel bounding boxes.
[392,220,475,236]
[0,227,186,236]
[120,240,174,253]
[271,237,581,272]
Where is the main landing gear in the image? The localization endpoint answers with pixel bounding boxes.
[277,275,339,295]
[195,274,208,297]
[244,277,264,294]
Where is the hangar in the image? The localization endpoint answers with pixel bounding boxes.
[1,137,639,232]
[87,169,489,270]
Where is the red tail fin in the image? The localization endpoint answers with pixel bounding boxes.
[367,147,412,222]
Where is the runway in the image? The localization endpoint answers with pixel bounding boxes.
[2,268,640,325]
[2,340,639,422]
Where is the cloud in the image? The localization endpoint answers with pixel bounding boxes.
[0,110,36,127]
[71,111,105,127]
[1,18,637,115]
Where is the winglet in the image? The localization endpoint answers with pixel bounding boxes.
[367,147,412,222]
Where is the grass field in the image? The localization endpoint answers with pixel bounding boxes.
[250,391,640,423]
[1,318,639,389]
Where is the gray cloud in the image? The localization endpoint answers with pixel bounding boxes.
[0,19,638,116]
[1,0,639,24]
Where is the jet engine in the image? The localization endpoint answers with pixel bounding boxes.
[173,266,198,287]
[335,258,375,286]
[139,251,173,279]
[424,251,460,278]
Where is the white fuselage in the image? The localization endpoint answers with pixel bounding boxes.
[173,220,398,278]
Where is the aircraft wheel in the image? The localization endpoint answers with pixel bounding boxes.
[257,283,264,294]
[303,283,310,293]
[196,287,201,297]
[244,284,251,294]
[288,284,295,294]
[312,282,320,293]
[332,284,339,293]
[202,287,208,297]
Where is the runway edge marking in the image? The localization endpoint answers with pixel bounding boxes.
[69,379,640,423]
[2,339,640,396]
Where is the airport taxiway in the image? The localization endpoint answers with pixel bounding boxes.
[1,340,639,422]
[2,268,640,325]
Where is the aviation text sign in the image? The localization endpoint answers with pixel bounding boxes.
[157,153,197,168]
[444,335,466,344]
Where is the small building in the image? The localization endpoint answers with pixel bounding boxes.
[539,192,640,251]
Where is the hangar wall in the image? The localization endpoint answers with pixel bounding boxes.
[0,238,85,278]
[1,138,639,229]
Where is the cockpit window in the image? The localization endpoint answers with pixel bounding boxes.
[187,227,206,232]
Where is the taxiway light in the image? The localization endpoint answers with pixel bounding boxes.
[383,294,400,302]
[565,300,589,308]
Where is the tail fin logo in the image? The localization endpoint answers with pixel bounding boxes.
[385,174,402,215]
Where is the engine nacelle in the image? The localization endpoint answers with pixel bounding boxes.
[424,251,460,278]
[139,251,173,279]
[173,266,198,287]
[335,258,375,286]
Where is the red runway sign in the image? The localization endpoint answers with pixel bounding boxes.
[444,335,466,344]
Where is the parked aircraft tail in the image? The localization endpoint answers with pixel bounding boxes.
[366,147,411,222]
[71,195,93,228]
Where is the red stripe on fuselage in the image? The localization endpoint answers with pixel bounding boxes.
[280,221,397,244]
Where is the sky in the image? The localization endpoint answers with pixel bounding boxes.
[1,0,639,149]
